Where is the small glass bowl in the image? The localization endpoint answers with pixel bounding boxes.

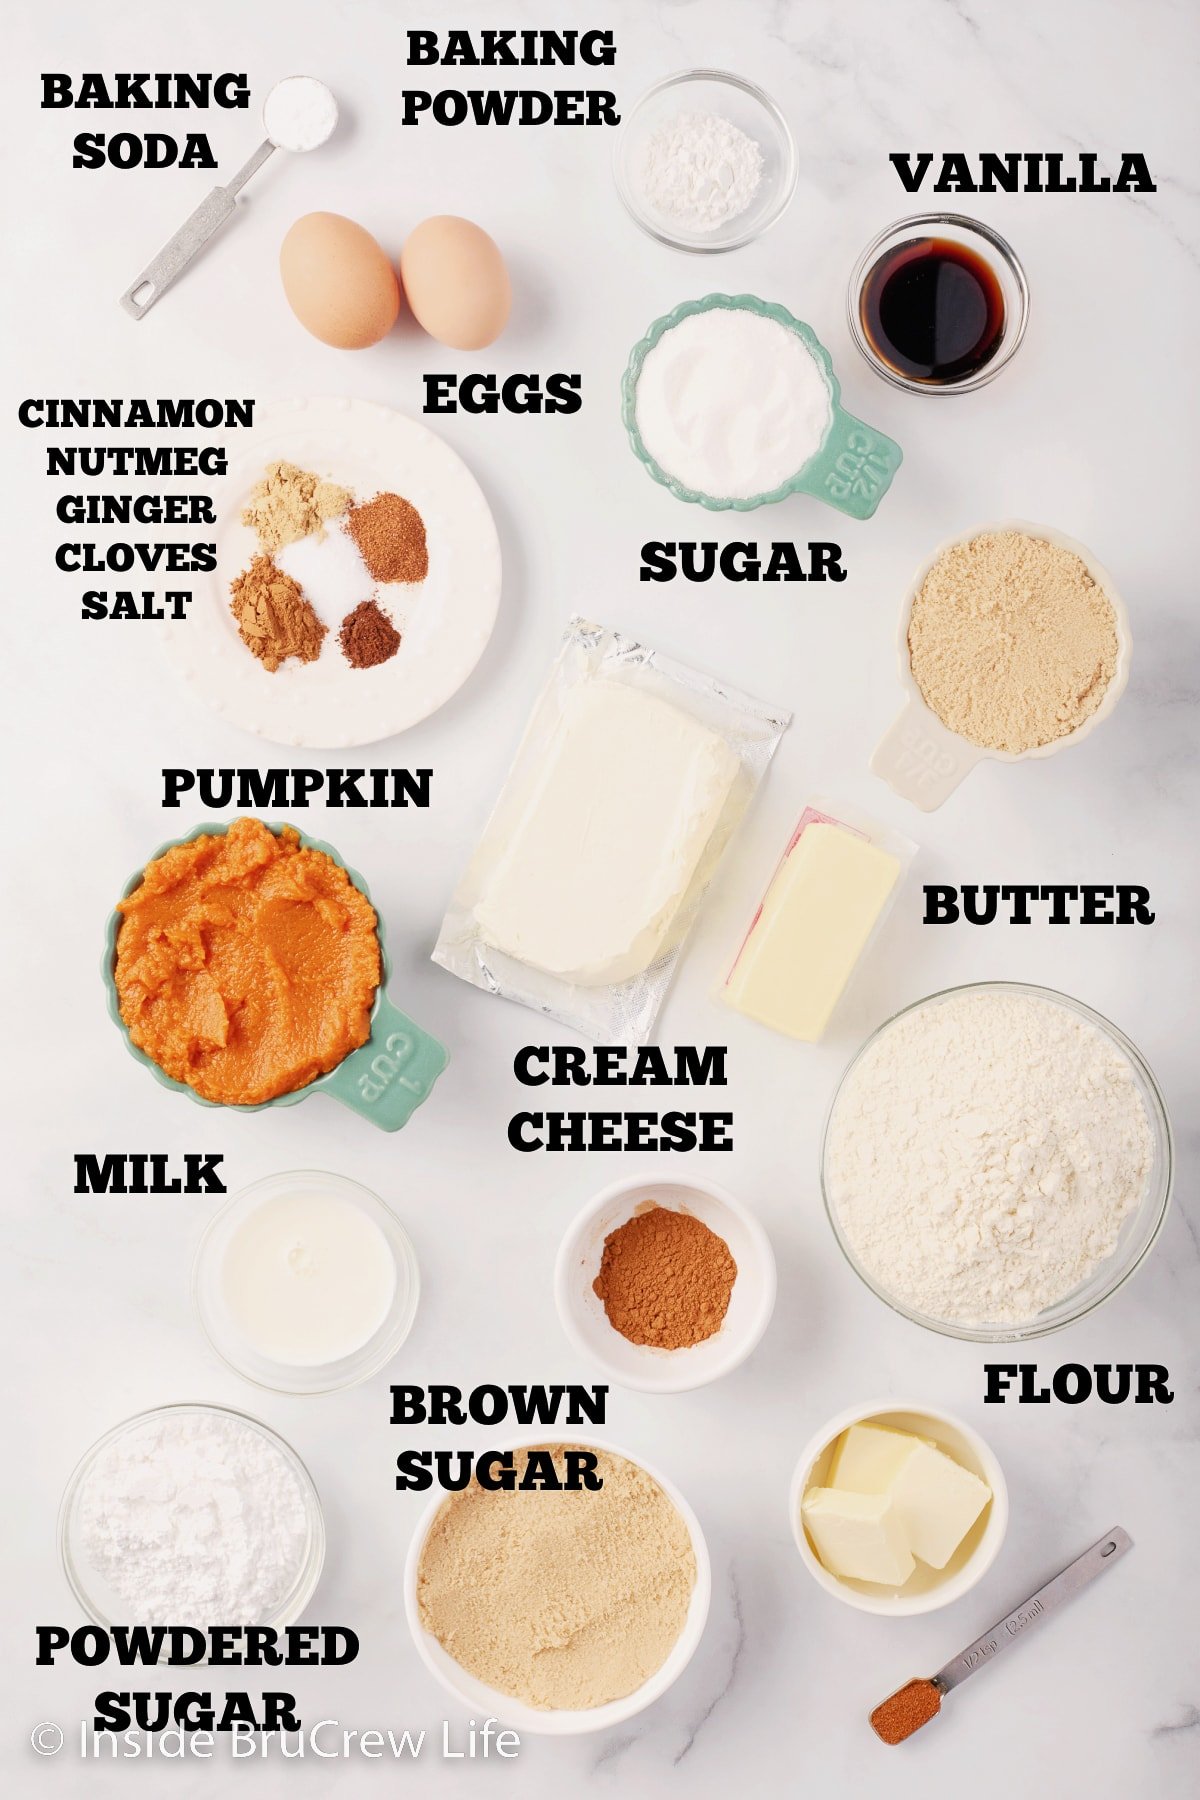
[59,1403,325,1629]
[192,1170,420,1395]
[614,70,797,253]
[822,983,1173,1341]
[847,213,1030,394]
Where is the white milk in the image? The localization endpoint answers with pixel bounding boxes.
[220,1188,397,1366]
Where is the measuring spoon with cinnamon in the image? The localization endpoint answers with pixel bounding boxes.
[870,1527,1132,1745]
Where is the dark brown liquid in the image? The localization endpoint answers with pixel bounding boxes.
[860,236,1006,384]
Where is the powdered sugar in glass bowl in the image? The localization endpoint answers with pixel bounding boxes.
[821,982,1173,1342]
[615,71,797,253]
[59,1403,325,1628]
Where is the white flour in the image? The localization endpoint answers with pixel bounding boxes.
[78,1410,310,1625]
[638,111,763,232]
[826,990,1153,1326]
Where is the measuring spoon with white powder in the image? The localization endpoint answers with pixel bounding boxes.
[120,76,338,319]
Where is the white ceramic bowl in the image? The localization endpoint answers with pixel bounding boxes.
[789,1399,1008,1615]
[871,520,1132,810]
[403,1432,711,1735]
[614,70,797,253]
[554,1173,776,1392]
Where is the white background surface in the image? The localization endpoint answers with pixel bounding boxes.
[4,2,1198,1795]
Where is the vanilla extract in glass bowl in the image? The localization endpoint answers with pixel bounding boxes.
[849,214,1029,393]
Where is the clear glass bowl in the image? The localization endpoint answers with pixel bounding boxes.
[193,1171,420,1395]
[847,213,1030,394]
[59,1403,325,1629]
[614,71,797,253]
[821,982,1173,1341]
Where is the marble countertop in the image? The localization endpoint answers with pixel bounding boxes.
[5,1,1198,1795]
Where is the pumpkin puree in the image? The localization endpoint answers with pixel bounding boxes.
[115,817,380,1105]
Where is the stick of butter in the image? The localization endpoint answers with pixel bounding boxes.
[802,1487,915,1587]
[722,810,908,1040]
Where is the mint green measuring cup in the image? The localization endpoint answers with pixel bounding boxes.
[622,294,902,517]
[103,820,449,1132]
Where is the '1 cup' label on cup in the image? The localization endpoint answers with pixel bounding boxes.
[358,1031,428,1104]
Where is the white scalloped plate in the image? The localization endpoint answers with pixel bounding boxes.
[165,397,502,747]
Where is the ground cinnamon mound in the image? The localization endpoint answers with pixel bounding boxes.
[346,491,429,584]
[593,1205,737,1348]
[229,555,326,671]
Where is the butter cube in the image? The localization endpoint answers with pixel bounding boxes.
[801,1487,915,1587]
[828,1421,931,1493]
[723,820,901,1042]
[886,1441,991,1570]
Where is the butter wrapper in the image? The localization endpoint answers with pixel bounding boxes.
[433,616,790,1045]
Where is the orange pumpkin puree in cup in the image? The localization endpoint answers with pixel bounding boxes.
[114,817,380,1105]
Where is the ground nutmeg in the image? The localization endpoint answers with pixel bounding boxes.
[592,1204,737,1349]
[347,491,429,584]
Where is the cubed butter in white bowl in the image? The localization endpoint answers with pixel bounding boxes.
[789,1399,1007,1615]
[802,1488,914,1587]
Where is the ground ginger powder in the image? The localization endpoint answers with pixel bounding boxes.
[114,818,380,1105]
[907,530,1119,753]
[241,460,352,554]
[416,1445,696,1710]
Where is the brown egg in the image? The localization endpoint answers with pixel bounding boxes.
[279,213,401,349]
[400,216,511,350]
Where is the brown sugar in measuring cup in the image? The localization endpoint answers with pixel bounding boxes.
[870,1677,942,1744]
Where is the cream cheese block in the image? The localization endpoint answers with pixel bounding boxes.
[802,1487,915,1587]
[475,680,740,986]
[724,819,900,1040]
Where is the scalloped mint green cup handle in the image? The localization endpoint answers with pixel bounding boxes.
[871,697,985,810]
[791,407,903,519]
[320,994,449,1131]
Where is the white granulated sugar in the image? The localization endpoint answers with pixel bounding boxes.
[78,1411,310,1625]
[635,308,832,500]
[826,990,1153,1326]
[638,111,764,232]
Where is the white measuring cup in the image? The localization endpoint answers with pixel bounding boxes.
[871,520,1132,811]
[120,76,338,320]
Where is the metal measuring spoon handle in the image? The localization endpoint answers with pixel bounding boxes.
[119,138,276,320]
[935,1526,1133,1696]
[119,77,336,320]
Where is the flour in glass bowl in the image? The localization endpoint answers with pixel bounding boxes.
[825,989,1155,1327]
